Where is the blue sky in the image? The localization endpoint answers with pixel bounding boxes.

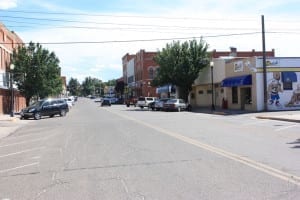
[1,0,300,83]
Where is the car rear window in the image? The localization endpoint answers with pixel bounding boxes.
[168,99,177,103]
[146,98,153,101]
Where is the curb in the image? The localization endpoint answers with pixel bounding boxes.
[0,117,19,122]
[256,116,300,123]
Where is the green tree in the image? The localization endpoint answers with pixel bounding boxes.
[153,39,210,102]
[68,77,81,96]
[81,77,102,96]
[105,79,116,86]
[12,42,62,105]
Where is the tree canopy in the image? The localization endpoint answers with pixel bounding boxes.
[81,77,103,96]
[12,42,62,105]
[153,39,210,101]
[68,78,81,96]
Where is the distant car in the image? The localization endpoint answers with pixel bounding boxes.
[101,99,111,106]
[20,98,69,120]
[136,97,157,109]
[163,98,188,112]
[64,98,74,108]
[94,97,102,103]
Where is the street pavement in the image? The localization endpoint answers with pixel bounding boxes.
[1,100,299,199]
[0,109,300,140]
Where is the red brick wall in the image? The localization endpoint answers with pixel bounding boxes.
[134,50,159,97]
[211,49,275,58]
[0,88,26,115]
[0,22,25,115]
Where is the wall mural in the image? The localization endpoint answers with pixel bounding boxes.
[267,71,300,110]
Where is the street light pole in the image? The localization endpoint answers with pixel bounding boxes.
[210,61,215,111]
[10,64,15,117]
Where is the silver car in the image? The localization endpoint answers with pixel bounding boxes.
[163,98,188,112]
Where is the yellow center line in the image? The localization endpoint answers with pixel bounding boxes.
[105,108,300,186]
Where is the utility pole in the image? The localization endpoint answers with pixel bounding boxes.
[261,15,268,111]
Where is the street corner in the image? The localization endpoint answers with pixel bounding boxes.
[256,114,300,123]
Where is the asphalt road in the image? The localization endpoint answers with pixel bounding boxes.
[0,98,299,200]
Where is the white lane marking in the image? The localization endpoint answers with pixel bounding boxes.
[0,147,45,158]
[105,108,300,186]
[0,162,39,173]
[275,124,298,132]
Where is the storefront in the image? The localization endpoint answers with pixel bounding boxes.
[192,57,300,111]
[222,57,300,111]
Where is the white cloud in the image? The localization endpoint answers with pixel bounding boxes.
[0,0,17,9]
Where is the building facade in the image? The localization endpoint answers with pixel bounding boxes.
[0,22,26,114]
[122,50,159,98]
[191,48,278,111]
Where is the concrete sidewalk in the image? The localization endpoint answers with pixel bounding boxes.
[192,107,300,123]
[0,114,30,139]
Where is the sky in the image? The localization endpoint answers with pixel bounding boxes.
[1,0,300,83]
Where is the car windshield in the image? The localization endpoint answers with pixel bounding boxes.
[138,97,145,101]
[30,100,44,107]
[160,99,170,102]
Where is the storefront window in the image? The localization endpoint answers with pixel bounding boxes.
[232,87,238,104]
[149,68,154,79]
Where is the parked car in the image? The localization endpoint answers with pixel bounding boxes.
[20,98,69,120]
[101,99,111,106]
[136,97,157,109]
[153,98,170,111]
[148,100,158,110]
[163,98,188,112]
[125,97,137,107]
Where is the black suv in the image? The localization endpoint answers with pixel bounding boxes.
[20,98,69,120]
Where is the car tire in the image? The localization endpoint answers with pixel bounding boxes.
[60,109,66,117]
[34,112,41,120]
[126,104,130,107]
[50,114,55,118]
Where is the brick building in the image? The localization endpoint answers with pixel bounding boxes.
[0,22,26,115]
[211,47,275,58]
[122,50,159,98]
[122,47,276,103]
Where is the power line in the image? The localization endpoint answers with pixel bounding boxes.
[0,9,258,21]
[0,15,260,30]
[0,32,268,45]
